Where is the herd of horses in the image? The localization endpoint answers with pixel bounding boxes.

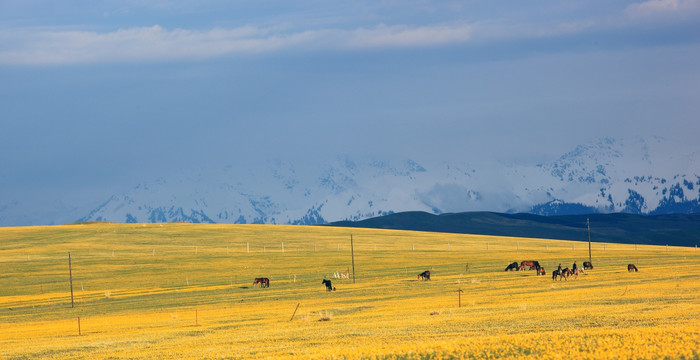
[251,260,639,291]
[504,260,639,280]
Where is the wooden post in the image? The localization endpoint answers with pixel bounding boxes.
[587,218,592,264]
[69,252,74,308]
[77,316,81,335]
[457,288,464,308]
[282,242,285,253]
[350,235,356,284]
[247,242,250,253]
[289,303,301,321]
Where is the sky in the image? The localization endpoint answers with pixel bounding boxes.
[1,0,700,222]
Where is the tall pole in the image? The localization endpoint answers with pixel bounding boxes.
[68,252,74,308]
[350,234,356,284]
[587,218,592,263]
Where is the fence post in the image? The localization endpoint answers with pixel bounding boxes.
[68,252,74,308]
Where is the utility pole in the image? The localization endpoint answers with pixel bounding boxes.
[350,234,356,284]
[587,218,592,264]
[68,252,74,308]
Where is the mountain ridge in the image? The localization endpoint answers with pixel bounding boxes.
[324,211,700,247]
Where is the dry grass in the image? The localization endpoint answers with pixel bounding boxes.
[0,223,699,359]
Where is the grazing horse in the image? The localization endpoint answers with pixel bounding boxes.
[520,261,541,271]
[253,277,270,288]
[628,264,638,272]
[322,279,335,291]
[583,261,593,270]
[505,262,519,271]
[537,267,546,276]
[418,270,431,280]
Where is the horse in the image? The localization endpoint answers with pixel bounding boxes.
[628,264,638,272]
[253,277,270,288]
[537,267,546,276]
[418,270,431,280]
[583,261,593,270]
[520,261,541,271]
[505,262,519,271]
[322,279,335,291]
[552,268,571,281]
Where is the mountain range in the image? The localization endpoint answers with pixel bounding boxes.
[1,136,699,227]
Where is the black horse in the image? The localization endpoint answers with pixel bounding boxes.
[505,262,519,271]
[418,270,431,280]
[322,279,335,291]
[583,261,593,270]
[628,264,638,272]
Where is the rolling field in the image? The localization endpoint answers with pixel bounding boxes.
[1,223,699,359]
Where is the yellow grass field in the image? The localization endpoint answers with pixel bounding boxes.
[1,223,699,359]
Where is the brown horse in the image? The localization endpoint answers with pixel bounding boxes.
[537,267,546,276]
[628,264,638,272]
[253,277,270,288]
[583,261,593,270]
[552,268,571,281]
[418,270,431,280]
[520,260,541,271]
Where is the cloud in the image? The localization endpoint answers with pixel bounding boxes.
[625,0,700,18]
[342,23,472,49]
[0,23,473,66]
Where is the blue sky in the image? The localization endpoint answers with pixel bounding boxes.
[1,0,700,220]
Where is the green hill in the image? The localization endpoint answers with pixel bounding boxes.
[326,211,700,247]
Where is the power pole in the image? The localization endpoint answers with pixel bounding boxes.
[587,218,592,263]
[68,252,74,308]
[350,234,356,284]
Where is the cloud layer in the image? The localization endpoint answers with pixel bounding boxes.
[3,0,699,66]
[0,23,475,65]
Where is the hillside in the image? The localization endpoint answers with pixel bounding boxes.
[1,223,699,359]
[326,211,700,247]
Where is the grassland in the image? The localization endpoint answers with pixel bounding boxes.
[1,223,699,359]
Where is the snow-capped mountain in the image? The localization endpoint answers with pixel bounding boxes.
[69,136,700,225]
[1,136,698,226]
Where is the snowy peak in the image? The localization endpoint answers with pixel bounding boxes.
[4,136,697,226]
